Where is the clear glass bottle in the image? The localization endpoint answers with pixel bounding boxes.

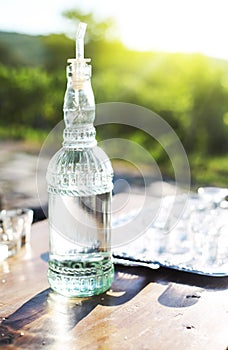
[46,23,114,297]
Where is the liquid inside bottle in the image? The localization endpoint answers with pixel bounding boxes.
[46,23,114,297]
[48,192,113,297]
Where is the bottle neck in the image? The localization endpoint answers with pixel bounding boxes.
[63,62,96,148]
[63,125,97,148]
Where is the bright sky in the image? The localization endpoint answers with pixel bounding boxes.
[1,0,228,60]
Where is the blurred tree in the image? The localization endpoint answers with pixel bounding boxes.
[41,34,74,72]
[0,41,17,66]
[0,64,63,130]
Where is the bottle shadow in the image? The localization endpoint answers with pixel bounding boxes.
[154,265,228,308]
[0,264,152,347]
[2,262,228,347]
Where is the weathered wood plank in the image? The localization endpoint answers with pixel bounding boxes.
[0,220,228,349]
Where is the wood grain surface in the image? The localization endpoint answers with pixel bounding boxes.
[1,218,228,349]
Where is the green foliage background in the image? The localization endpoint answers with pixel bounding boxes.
[0,12,228,187]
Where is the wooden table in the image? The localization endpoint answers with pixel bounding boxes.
[1,219,228,350]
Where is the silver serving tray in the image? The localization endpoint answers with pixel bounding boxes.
[112,191,228,277]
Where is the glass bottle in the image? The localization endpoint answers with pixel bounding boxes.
[46,23,114,297]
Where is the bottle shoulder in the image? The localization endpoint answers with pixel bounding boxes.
[48,146,112,170]
[47,146,113,195]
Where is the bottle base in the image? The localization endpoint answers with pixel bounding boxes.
[48,258,114,297]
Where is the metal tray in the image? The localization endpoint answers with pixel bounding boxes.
[112,191,228,277]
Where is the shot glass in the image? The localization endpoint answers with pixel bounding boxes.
[0,210,24,257]
[198,187,228,209]
[0,208,33,258]
[17,209,34,244]
[189,207,224,266]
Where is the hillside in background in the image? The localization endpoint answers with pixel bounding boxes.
[0,31,74,69]
[0,31,228,187]
[0,31,46,67]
